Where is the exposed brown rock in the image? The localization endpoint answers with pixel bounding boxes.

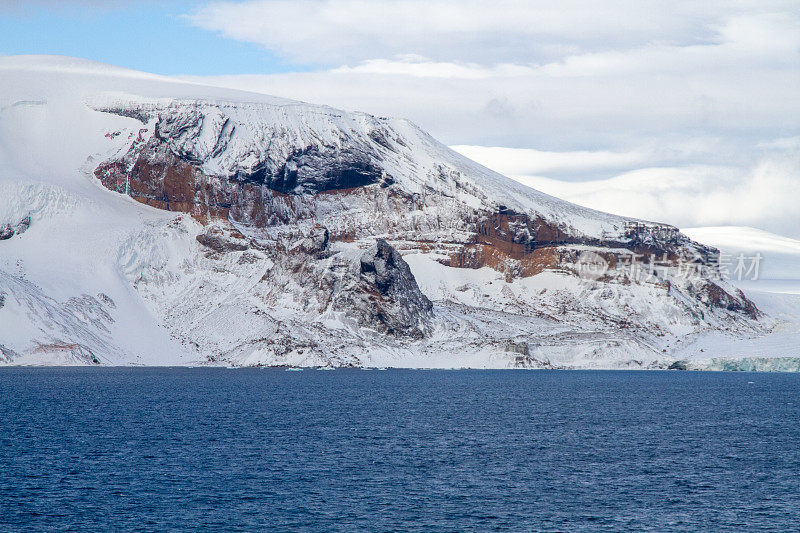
[694,280,760,319]
[196,232,249,254]
[95,148,231,223]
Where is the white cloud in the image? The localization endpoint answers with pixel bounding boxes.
[450,146,649,175]
[182,2,799,152]
[331,56,536,79]
[457,147,800,238]
[186,0,796,65]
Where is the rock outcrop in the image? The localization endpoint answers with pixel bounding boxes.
[333,239,433,338]
[0,215,31,240]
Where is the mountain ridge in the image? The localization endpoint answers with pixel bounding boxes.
[0,56,780,368]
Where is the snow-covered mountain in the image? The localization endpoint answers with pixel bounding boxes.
[0,55,791,368]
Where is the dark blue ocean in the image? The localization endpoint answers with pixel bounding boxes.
[1,369,799,532]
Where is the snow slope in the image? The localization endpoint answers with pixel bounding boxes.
[0,56,790,368]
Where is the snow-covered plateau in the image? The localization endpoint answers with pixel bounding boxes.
[1,56,798,370]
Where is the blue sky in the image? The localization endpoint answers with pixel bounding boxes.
[0,2,304,75]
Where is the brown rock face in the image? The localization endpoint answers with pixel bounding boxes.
[445,244,563,280]
[476,208,576,255]
[95,146,231,223]
[694,281,760,319]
